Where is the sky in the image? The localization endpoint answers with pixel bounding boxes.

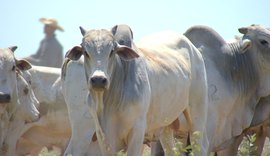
[1,0,269,59]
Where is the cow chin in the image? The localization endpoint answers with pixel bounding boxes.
[0,95,11,103]
[0,104,7,115]
[91,86,107,92]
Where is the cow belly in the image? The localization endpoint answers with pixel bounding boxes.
[147,78,190,132]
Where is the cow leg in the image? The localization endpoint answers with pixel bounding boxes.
[64,124,93,156]
[189,111,209,156]
[126,118,146,156]
[64,104,96,156]
[159,126,176,156]
[150,141,164,156]
[189,80,209,156]
[254,126,266,156]
[217,134,244,156]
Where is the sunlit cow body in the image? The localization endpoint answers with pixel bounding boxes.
[62,24,134,156]
[66,25,209,156]
[184,24,270,154]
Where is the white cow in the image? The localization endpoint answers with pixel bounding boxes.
[62,24,134,156]
[65,25,209,156]
[15,65,70,155]
[184,24,270,154]
[0,46,40,156]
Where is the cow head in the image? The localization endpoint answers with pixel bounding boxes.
[65,26,140,155]
[239,24,270,97]
[111,24,134,48]
[239,24,270,70]
[0,47,17,105]
[15,73,40,123]
[66,26,139,93]
[0,46,32,114]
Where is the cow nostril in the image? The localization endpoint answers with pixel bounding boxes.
[101,78,107,85]
[90,77,96,84]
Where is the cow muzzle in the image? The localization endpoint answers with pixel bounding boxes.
[90,76,108,91]
[0,93,10,103]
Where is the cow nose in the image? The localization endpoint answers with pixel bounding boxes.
[0,93,11,103]
[90,76,108,90]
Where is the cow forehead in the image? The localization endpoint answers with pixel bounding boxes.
[17,74,28,93]
[0,48,15,69]
[82,29,115,54]
[251,25,270,36]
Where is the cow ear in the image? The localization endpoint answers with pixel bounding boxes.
[65,46,83,61]
[238,27,248,34]
[111,25,118,35]
[79,26,87,36]
[16,59,32,71]
[115,44,139,61]
[8,46,18,53]
[91,132,97,142]
[111,24,134,39]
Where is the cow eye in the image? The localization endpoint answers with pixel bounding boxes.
[260,39,268,46]
[109,50,114,57]
[84,51,90,58]
[11,65,15,71]
[23,87,29,95]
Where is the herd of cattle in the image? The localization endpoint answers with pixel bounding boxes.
[0,24,270,156]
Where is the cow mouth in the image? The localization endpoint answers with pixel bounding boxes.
[0,94,11,103]
[91,86,106,92]
[0,100,10,104]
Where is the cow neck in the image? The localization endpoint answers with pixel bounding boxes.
[103,56,126,110]
[88,90,114,156]
[7,76,19,121]
[221,42,260,97]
